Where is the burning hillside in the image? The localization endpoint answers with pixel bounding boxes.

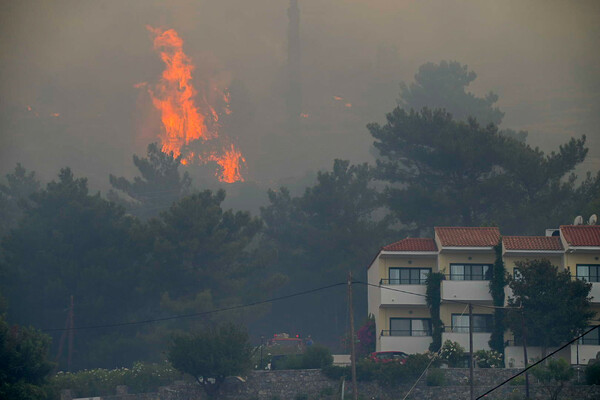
[142,26,245,183]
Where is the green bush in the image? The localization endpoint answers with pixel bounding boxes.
[376,362,409,386]
[294,393,308,400]
[45,362,182,399]
[585,361,600,385]
[426,369,445,386]
[509,375,525,386]
[473,350,503,368]
[302,345,333,369]
[439,340,465,367]
[322,365,349,380]
[404,353,437,377]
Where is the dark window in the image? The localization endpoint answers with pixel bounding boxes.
[388,268,431,285]
[577,265,600,283]
[451,314,493,333]
[450,264,492,281]
[389,318,432,336]
[579,326,600,345]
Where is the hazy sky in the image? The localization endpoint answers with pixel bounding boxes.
[1,0,599,197]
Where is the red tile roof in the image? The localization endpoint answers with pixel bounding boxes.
[435,227,500,247]
[560,225,600,247]
[382,238,437,252]
[504,236,563,251]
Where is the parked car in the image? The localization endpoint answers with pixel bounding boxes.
[369,351,409,364]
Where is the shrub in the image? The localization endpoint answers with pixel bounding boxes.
[531,358,573,400]
[322,365,349,380]
[45,362,181,399]
[404,353,438,377]
[426,369,445,386]
[356,359,378,381]
[294,393,308,400]
[302,345,333,369]
[376,362,409,387]
[439,340,465,367]
[319,386,334,396]
[509,375,525,386]
[473,350,503,368]
[585,361,600,385]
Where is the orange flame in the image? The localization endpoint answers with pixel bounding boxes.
[145,26,245,182]
[333,96,343,101]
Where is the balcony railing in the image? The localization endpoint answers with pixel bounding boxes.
[380,278,427,285]
[381,329,432,337]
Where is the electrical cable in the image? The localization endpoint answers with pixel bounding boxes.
[354,280,520,310]
[42,281,346,333]
[475,324,600,399]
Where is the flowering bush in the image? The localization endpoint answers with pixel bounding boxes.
[439,340,465,367]
[474,350,503,368]
[45,361,182,399]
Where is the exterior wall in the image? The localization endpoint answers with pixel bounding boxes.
[442,280,492,302]
[367,257,380,318]
[564,251,600,274]
[505,346,571,368]
[380,335,432,353]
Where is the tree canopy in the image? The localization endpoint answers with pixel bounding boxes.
[400,60,505,127]
[0,164,40,237]
[506,259,593,353]
[108,143,192,219]
[369,107,593,234]
[168,323,252,397]
[0,309,54,400]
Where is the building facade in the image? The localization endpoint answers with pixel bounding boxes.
[367,225,600,366]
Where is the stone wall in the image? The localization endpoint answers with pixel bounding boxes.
[65,368,600,400]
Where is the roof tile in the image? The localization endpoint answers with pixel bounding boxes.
[560,225,600,247]
[504,236,563,251]
[382,238,437,252]
[435,227,500,247]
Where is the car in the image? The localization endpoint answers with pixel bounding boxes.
[369,351,409,364]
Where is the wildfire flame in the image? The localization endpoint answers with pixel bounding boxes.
[144,26,245,182]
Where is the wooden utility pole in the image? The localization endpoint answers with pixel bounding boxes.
[521,308,530,399]
[67,295,74,371]
[469,303,474,400]
[347,272,358,400]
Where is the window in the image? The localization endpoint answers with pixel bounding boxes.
[579,326,600,345]
[389,318,431,336]
[388,268,431,285]
[450,264,492,281]
[577,265,600,283]
[451,314,493,333]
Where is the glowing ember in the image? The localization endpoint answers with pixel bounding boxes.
[300,113,309,118]
[333,96,343,101]
[344,103,352,108]
[144,26,245,182]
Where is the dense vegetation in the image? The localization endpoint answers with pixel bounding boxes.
[0,61,599,393]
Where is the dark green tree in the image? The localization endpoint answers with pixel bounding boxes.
[531,358,574,400]
[506,259,593,357]
[108,143,192,219]
[140,190,285,339]
[260,160,391,344]
[0,309,54,400]
[168,323,252,397]
[0,168,144,370]
[369,108,590,234]
[399,60,505,127]
[488,240,506,355]
[0,164,41,237]
[426,272,444,352]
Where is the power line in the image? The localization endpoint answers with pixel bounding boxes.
[475,324,600,399]
[354,280,520,310]
[42,281,346,333]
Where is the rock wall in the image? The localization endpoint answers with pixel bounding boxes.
[64,368,600,400]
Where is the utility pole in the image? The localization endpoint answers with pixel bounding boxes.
[521,308,530,399]
[347,271,358,400]
[67,295,74,371]
[469,303,474,400]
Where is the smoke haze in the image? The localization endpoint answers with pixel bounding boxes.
[1,0,599,202]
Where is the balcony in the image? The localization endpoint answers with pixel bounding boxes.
[589,282,600,304]
[380,280,427,306]
[442,332,491,352]
[380,334,432,353]
[441,280,492,302]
